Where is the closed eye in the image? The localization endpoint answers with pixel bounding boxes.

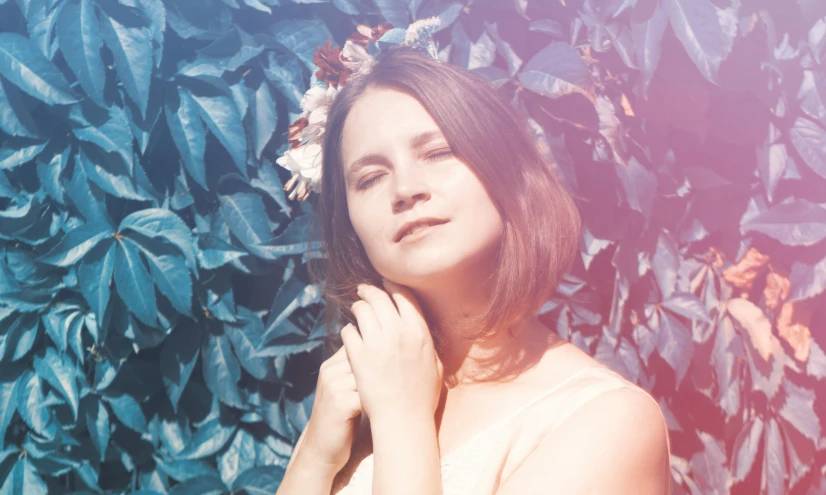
[425,148,454,162]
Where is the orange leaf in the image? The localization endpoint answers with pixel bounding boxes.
[727,298,776,361]
[777,302,812,362]
[723,247,769,291]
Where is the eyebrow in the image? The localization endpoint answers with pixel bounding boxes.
[345,130,444,177]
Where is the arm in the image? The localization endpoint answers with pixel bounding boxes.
[495,388,671,495]
[275,428,339,495]
[370,412,443,495]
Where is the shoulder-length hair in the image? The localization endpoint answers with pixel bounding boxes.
[309,46,581,357]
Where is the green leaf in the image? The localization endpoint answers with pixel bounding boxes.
[0,32,77,104]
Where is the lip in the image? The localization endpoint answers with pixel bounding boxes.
[394,217,450,243]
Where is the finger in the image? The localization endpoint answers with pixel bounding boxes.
[350,299,381,343]
[339,323,364,367]
[382,279,429,334]
[357,284,404,331]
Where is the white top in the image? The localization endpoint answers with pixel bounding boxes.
[333,363,665,495]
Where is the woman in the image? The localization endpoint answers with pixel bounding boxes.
[275,38,671,495]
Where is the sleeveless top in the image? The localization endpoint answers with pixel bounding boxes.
[333,363,670,495]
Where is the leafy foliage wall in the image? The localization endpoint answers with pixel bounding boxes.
[0,0,824,493]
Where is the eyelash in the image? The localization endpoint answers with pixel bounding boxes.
[356,148,454,190]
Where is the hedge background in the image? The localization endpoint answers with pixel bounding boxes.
[0,0,824,493]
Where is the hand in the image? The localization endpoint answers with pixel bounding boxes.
[341,279,444,424]
[300,343,363,473]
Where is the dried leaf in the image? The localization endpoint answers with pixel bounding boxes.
[727,297,775,361]
[764,271,790,312]
[776,302,812,362]
[723,247,769,291]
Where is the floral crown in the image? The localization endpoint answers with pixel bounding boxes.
[275,17,443,202]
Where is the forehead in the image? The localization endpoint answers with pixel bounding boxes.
[341,87,444,158]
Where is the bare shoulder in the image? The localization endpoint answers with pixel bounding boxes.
[497,383,671,495]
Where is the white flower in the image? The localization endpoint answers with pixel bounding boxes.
[276,141,323,186]
[341,40,371,71]
[301,85,338,115]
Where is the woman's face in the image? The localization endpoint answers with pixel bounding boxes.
[340,87,503,287]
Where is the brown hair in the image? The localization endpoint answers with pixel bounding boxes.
[309,46,581,361]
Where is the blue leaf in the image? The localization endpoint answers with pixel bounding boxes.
[250,162,290,216]
[219,192,274,253]
[165,86,207,189]
[160,323,201,413]
[0,379,17,447]
[41,301,84,353]
[254,213,321,259]
[226,308,269,380]
[119,208,197,276]
[113,238,158,326]
[36,148,69,204]
[218,429,255,486]
[0,140,47,171]
[15,371,54,438]
[202,333,244,408]
[263,53,306,113]
[72,104,136,176]
[0,32,77,104]
[662,0,736,84]
[375,0,409,26]
[168,475,227,495]
[249,79,277,161]
[270,20,334,72]
[56,0,106,105]
[98,5,153,117]
[33,347,79,420]
[0,78,40,138]
[189,89,248,177]
[39,222,112,267]
[197,235,246,270]
[141,246,193,316]
[0,456,47,495]
[231,465,285,494]
[77,240,116,325]
[135,0,166,69]
[76,147,149,201]
[153,456,220,483]
[83,397,110,462]
[517,42,593,100]
[103,393,147,433]
[174,416,238,460]
[260,278,322,346]
[0,312,39,363]
[65,161,113,227]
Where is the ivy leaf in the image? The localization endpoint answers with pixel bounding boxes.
[77,239,117,325]
[103,393,147,433]
[662,0,736,84]
[175,416,238,460]
[33,347,79,420]
[83,397,110,462]
[763,418,787,495]
[0,455,47,494]
[39,222,112,267]
[788,117,826,180]
[56,0,106,105]
[218,429,255,486]
[518,41,593,100]
[661,293,712,323]
[98,4,153,118]
[788,256,826,302]
[631,1,667,94]
[219,191,274,254]
[730,416,763,482]
[0,78,40,138]
[188,88,248,177]
[113,238,158,326]
[742,199,826,247]
[202,333,244,409]
[165,87,207,189]
[119,208,197,272]
[779,380,821,444]
[160,322,201,413]
[0,32,77,104]
[654,310,693,387]
[226,308,269,380]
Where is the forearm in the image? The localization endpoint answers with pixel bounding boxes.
[370,414,443,495]
[275,438,338,495]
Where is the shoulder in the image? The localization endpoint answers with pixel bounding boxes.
[498,380,671,495]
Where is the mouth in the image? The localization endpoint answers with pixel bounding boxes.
[394,218,449,243]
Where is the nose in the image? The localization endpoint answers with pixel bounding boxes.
[391,167,431,212]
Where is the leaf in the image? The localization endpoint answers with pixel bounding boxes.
[219,192,274,252]
[763,418,787,495]
[249,79,277,161]
[56,0,106,105]
[119,208,196,271]
[374,0,409,29]
[175,416,238,460]
[263,53,305,113]
[0,140,47,170]
[631,1,667,94]
[226,308,269,380]
[104,393,147,433]
[168,475,227,495]
[76,146,148,201]
[72,104,135,176]
[202,333,244,408]
[731,416,763,482]
[39,222,112,267]
[218,429,255,486]
[662,0,736,84]
[0,456,47,495]
[160,323,201,413]
[254,213,321,259]
[189,89,247,176]
[727,298,776,362]
[135,0,166,68]
[165,87,207,189]
[130,239,193,316]
[788,256,826,302]
[788,117,826,180]
[231,465,285,494]
[742,199,826,247]
[154,457,220,483]
[0,77,40,138]
[113,238,158,326]
[654,310,693,387]
[779,380,821,444]
[757,123,788,203]
[33,347,79,420]
[270,20,334,72]
[661,293,712,323]
[15,372,53,438]
[77,240,116,325]
[98,6,153,117]
[0,32,77,104]
[517,42,593,100]
[197,235,246,270]
[83,397,110,462]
